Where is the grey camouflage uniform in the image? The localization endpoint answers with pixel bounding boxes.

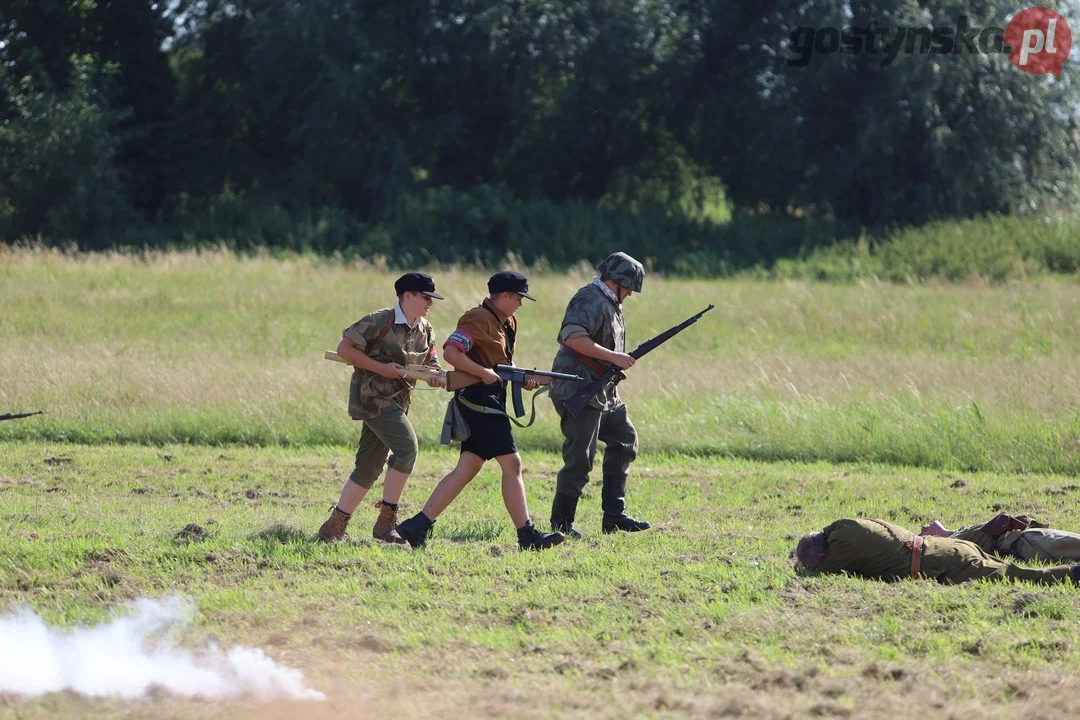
[950,520,1080,565]
[548,253,646,531]
[548,282,625,411]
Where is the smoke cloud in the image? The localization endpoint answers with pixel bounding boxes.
[0,597,324,702]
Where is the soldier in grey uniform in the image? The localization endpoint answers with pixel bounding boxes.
[547,252,651,538]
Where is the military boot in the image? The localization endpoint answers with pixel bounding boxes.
[601,475,651,534]
[317,506,351,543]
[396,511,435,549]
[550,492,583,539]
[517,522,565,551]
[372,501,407,545]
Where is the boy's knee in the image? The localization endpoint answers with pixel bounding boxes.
[500,455,523,477]
[348,469,378,489]
[387,441,419,475]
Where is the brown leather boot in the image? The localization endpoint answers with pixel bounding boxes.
[373,501,407,544]
[317,506,351,543]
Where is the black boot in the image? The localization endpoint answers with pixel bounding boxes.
[518,522,565,551]
[549,492,583,539]
[396,512,435,548]
[601,475,651,534]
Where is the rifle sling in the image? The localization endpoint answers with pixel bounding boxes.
[455,387,549,428]
[560,344,610,374]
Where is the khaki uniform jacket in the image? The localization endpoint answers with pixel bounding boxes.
[444,300,517,409]
[819,519,1073,585]
[343,307,438,421]
[548,281,625,411]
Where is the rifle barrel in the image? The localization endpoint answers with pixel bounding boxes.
[563,305,714,416]
[0,411,43,421]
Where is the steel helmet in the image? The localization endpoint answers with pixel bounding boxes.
[596,252,645,293]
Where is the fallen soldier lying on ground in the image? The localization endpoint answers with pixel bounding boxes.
[795,518,1080,585]
[920,512,1080,563]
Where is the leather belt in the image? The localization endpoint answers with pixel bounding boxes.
[910,535,924,579]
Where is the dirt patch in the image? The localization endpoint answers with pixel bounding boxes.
[0,476,46,491]
[8,645,1080,720]
[173,524,208,543]
[86,548,128,563]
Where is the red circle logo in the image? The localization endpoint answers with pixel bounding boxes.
[1004,7,1072,75]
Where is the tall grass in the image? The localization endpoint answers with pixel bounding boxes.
[3,247,1080,472]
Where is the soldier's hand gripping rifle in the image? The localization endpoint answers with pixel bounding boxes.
[563,304,715,416]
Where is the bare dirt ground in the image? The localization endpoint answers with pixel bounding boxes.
[6,643,1080,719]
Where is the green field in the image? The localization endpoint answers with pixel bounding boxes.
[4,249,1080,718]
[3,248,1080,472]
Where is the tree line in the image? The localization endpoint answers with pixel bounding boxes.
[1,0,1077,264]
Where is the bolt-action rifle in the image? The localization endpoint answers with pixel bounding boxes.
[563,304,715,416]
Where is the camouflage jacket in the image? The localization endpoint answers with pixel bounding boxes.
[342,306,439,421]
[548,280,625,411]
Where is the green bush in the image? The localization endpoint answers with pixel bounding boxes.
[377,184,832,273]
[771,214,1080,282]
[11,175,1080,282]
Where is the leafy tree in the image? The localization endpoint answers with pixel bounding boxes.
[0,58,133,242]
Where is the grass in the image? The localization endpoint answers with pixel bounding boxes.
[5,250,1080,716]
[4,442,1080,717]
[2,247,1080,473]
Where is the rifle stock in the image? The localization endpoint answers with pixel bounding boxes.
[323,351,558,393]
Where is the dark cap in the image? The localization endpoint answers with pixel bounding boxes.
[394,272,444,300]
[488,270,536,301]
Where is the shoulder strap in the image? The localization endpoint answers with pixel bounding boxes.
[372,314,394,346]
[455,387,549,429]
[868,518,913,549]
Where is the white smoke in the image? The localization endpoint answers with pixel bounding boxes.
[0,597,324,702]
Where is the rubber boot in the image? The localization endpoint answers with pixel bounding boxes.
[601,475,651,534]
[549,492,583,539]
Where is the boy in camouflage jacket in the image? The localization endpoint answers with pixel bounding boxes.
[317,273,445,544]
